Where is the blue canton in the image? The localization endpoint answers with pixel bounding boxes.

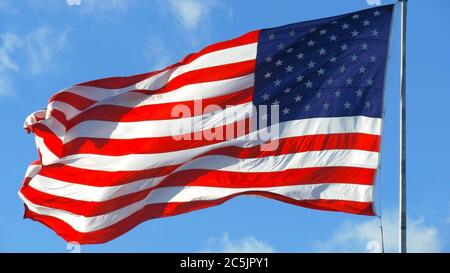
[253,5,393,124]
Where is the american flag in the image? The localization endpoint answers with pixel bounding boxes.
[20,5,393,244]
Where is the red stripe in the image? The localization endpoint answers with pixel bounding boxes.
[48,109,68,126]
[63,119,252,156]
[33,123,63,158]
[38,163,180,187]
[23,194,372,244]
[37,133,379,186]
[76,30,259,89]
[63,130,379,158]
[21,166,375,217]
[133,60,255,96]
[54,60,255,114]
[65,87,253,128]
[195,133,379,159]
[49,92,96,111]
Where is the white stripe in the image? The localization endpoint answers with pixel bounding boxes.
[35,136,59,165]
[63,102,253,142]
[58,43,257,102]
[25,164,41,179]
[29,174,165,202]
[47,101,81,120]
[147,183,372,204]
[40,116,66,139]
[29,149,377,202]
[24,110,46,129]
[44,73,253,128]
[164,43,257,83]
[56,116,381,171]
[89,73,254,108]
[176,149,378,172]
[19,183,372,232]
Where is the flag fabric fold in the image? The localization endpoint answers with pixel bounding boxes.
[20,5,394,244]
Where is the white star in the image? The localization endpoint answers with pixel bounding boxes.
[350,54,358,62]
[361,42,369,50]
[318,48,326,55]
[329,34,338,41]
[363,19,370,26]
[341,43,348,51]
[296,74,304,82]
[283,87,291,93]
[374,10,381,17]
[310,27,317,32]
[323,102,330,110]
[353,30,360,37]
[305,80,313,88]
[282,107,290,115]
[272,99,280,105]
[319,29,328,35]
[307,40,315,46]
[342,23,349,30]
[264,72,272,79]
[339,65,346,73]
[276,59,283,66]
[343,101,351,109]
[278,43,285,50]
[346,77,353,86]
[307,60,316,69]
[356,89,363,97]
[274,79,281,87]
[372,29,379,37]
[286,47,293,53]
[365,101,371,108]
[296,52,304,59]
[331,20,338,24]
[327,78,334,85]
[289,30,296,37]
[358,66,367,74]
[262,93,270,101]
[304,104,311,111]
[367,78,374,86]
[268,33,275,40]
[265,55,272,62]
[334,89,342,97]
[352,14,360,19]
[317,68,325,75]
[316,91,322,98]
[294,94,303,102]
[370,55,377,62]
[330,56,337,63]
[285,65,293,73]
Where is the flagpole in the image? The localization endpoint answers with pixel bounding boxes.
[399,0,408,253]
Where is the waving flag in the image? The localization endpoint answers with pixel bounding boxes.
[20,5,393,244]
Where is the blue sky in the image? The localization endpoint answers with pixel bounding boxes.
[0,0,449,253]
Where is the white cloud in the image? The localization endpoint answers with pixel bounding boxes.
[77,0,133,14]
[312,210,444,253]
[200,232,275,253]
[366,0,381,6]
[143,36,175,71]
[0,0,18,14]
[0,26,69,96]
[167,0,219,30]
[0,32,21,71]
[25,26,68,75]
[0,73,14,96]
[446,203,450,224]
[0,32,21,97]
[24,0,134,21]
